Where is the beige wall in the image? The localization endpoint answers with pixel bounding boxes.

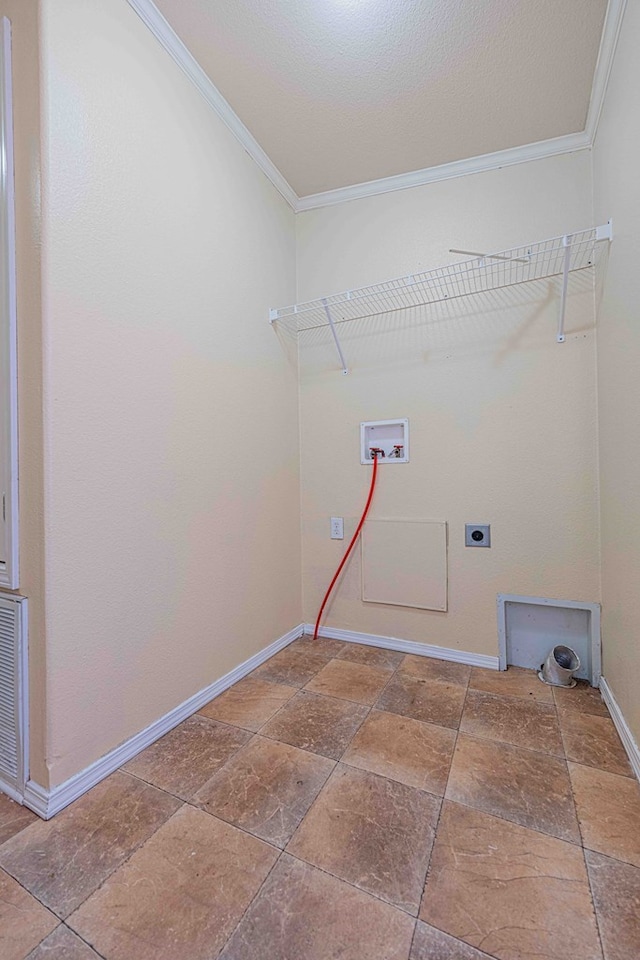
[297,152,600,657]
[0,0,47,785]
[593,1,640,743]
[38,0,301,787]
[16,0,637,791]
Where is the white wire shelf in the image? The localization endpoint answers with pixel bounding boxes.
[269,222,612,374]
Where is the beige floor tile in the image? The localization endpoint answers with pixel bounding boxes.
[287,763,440,914]
[0,772,180,918]
[400,655,471,686]
[559,711,632,777]
[198,676,296,731]
[342,710,455,795]
[289,635,347,659]
[469,665,553,702]
[304,658,393,705]
[261,690,368,759]
[0,792,38,846]
[411,921,494,959]
[68,806,278,960]
[421,800,602,960]
[252,645,328,687]
[124,715,250,799]
[553,680,609,717]
[193,735,334,847]
[218,853,415,960]
[377,673,466,729]
[460,689,564,755]
[338,642,404,669]
[0,868,58,960]
[586,850,640,960]
[446,734,580,842]
[26,925,102,959]
[569,762,640,867]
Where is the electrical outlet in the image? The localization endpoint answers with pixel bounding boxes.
[465,524,491,547]
[330,517,344,540]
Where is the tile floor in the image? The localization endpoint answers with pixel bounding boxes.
[1,636,639,960]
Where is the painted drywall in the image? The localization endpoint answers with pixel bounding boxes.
[38,0,300,787]
[153,0,606,195]
[297,152,600,657]
[0,0,47,786]
[593,1,640,744]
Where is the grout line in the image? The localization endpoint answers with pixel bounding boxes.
[407,919,420,960]
[182,796,288,856]
[454,727,566,762]
[336,756,447,801]
[63,802,189,924]
[439,795,583,847]
[582,847,606,960]
[24,921,110,960]
[61,922,109,960]
[213,844,286,957]
[0,796,190,931]
[119,765,192,801]
[282,846,424,920]
[412,918,496,960]
[184,754,337,853]
[421,669,470,901]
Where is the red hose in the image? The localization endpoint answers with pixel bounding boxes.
[313,453,379,641]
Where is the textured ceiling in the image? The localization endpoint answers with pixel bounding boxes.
[153,0,608,197]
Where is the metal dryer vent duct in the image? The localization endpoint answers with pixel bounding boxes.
[538,645,581,687]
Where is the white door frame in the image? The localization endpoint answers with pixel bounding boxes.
[0,17,18,590]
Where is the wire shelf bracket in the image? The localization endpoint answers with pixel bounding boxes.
[269,221,612,372]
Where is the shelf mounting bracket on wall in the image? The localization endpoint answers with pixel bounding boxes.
[556,234,571,343]
[556,219,612,344]
[269,222,613,372]
[321,298,349,375]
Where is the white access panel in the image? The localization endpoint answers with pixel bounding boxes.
[361,519,447,611]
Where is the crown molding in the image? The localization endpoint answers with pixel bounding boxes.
[295,131,591,212]
[128,0,625,215]
[584,0,628,142]
[125,0,298,210]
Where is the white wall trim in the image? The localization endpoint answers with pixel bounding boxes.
[305,623,499,670]
[295,133,591,212]
[126,0,625,214]
[584,0,628,143]
[23,623,305,819]
[0,17,19,589]
[125,0,298,210]
[599,677,640,783]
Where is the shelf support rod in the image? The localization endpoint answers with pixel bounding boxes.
[557,235,571,343]
[322,299,349,374]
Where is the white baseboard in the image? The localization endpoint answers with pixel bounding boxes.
[599,677,640,782]
[305,624,500,670]
[23,623,305,819]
